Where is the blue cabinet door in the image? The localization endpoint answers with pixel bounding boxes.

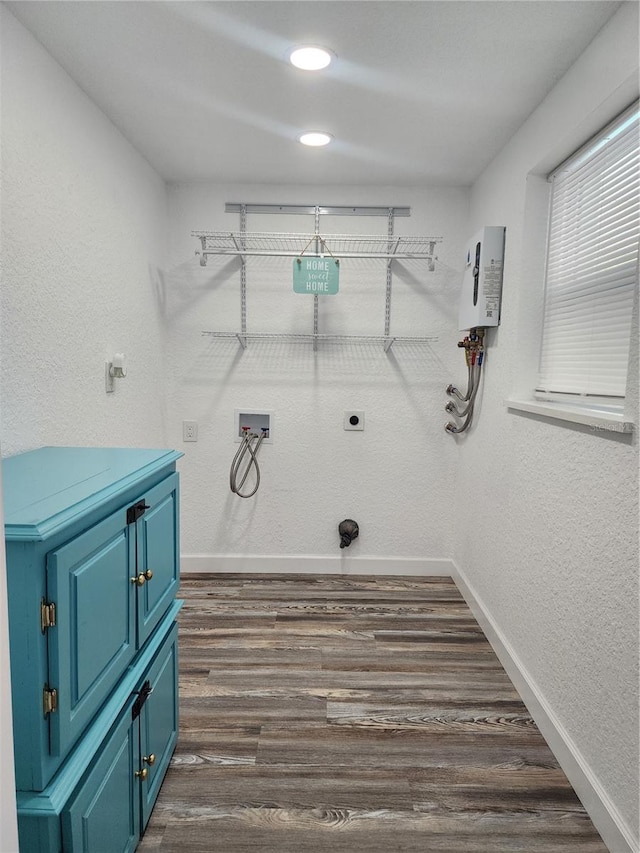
[136,474,180,648]
[47,507,136,758]
[62,705,140,853]
[140,622,179,829]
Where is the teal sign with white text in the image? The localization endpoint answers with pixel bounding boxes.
[293,257,339,294]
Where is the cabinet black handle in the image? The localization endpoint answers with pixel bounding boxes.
[126,501,151,525]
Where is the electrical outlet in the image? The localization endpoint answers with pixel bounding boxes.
[182,420,198,442]
[344,411,365,431]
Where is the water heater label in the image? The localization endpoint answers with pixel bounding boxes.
[483,260,503,319]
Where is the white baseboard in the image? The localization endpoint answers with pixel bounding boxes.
[180,554,455,577]
[453,562,638,853]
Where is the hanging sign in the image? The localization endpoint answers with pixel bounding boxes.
[293,257,340,294]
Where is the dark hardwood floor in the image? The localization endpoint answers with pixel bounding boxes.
[138,573,609,852]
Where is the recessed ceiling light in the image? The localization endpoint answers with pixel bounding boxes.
[289,45,333,71]
[298,131,333,147]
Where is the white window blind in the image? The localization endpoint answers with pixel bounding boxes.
[538,103,639,400]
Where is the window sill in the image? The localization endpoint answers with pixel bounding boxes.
[506,399,635,433]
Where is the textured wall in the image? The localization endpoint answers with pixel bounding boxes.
[0,10,170,846]
[0,6,169,456]
[166,183,468,561]
[1,2,637,847]
[458,4,639,846]
[0,447,18,853]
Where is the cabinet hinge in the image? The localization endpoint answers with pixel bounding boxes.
[126,500,150,525]
[132,680,153,721]
[40,600,56,633]
[43,686,58,717]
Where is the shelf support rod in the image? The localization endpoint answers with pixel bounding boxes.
[384,208,394,337]
[225,203,411,217]
[313,206,321,352]
[240,204,247,342]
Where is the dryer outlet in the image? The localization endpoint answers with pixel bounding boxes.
[344,411,365,431]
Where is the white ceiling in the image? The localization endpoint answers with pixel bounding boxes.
[7,0,622,186]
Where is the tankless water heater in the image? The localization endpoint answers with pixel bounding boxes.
[458,226,505,331]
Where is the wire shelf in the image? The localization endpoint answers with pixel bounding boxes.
[193,231,440,261]
[201,331,438,352]
[193,221,442,350]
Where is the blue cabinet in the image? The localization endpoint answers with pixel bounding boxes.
[46,503,138,764]
[62,620,179,853]
[3,447,183,853]
[66,710,140,853]
[139,623,180,828]
[135,475,180,648]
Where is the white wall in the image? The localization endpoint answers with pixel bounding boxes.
[0,6,169,456]
[0,8,171,849]
[456,4,639,850]
[166,183,468,568]
[0,451,18,853]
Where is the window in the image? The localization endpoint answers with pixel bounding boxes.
[537,103,639,411]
